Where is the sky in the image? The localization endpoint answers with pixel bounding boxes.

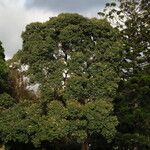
[0,0,111,59]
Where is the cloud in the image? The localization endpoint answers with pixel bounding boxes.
[0,0,108,59]
[25,0,106,12]
[0,0,56,59]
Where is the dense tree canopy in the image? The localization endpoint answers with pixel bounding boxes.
[99,0,150,149]
[0,42,15,110]
[0,41,15,150]
[99,0,150,77]
[0,13,122,149]
[115,69,150,149]
[0,1,149,150]
[0,41,8,94]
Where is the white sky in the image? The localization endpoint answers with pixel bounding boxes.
[0,0,110,59]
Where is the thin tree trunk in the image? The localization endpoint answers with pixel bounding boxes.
[133,146,138,150]
[0,145,5,150]
[81,143,89,150]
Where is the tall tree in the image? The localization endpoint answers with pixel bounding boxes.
[99,0,150,149]
[0,41,15,110]
[114,68,150,150]
[1,14,121,150]
[99,0,150,77]
[0,41,8,94]
[0,41,15,150]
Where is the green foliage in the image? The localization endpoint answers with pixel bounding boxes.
[1,13,121,148]
[99,0,150,77]
[0,42,15,109]
[0,99,118,147]
[0,41,16,149]
[0,93,15,109]
[100,0,150,149]
[0,42,8,93]
[83,100,118,142]
[114,71,150,149]
[0,41,5,60]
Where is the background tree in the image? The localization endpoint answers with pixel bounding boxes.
[0,41,15,150]
[0,41,8,94]
[8,62,36,102]
[1,13,121,150]
[0,43,35,150]
[99,0,150,77]
[99,0,150,149]
[0,41,15,110]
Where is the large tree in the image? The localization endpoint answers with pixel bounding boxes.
[0,41,15,110]
[0,41,8,94]
[1,13,121,150]
[0,41,15,150]
[99,0,150,77]
[99,0,150,149]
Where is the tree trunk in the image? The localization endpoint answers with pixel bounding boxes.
[0,145,5,150]
[81,143,89,150]
[133,146,138,150]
